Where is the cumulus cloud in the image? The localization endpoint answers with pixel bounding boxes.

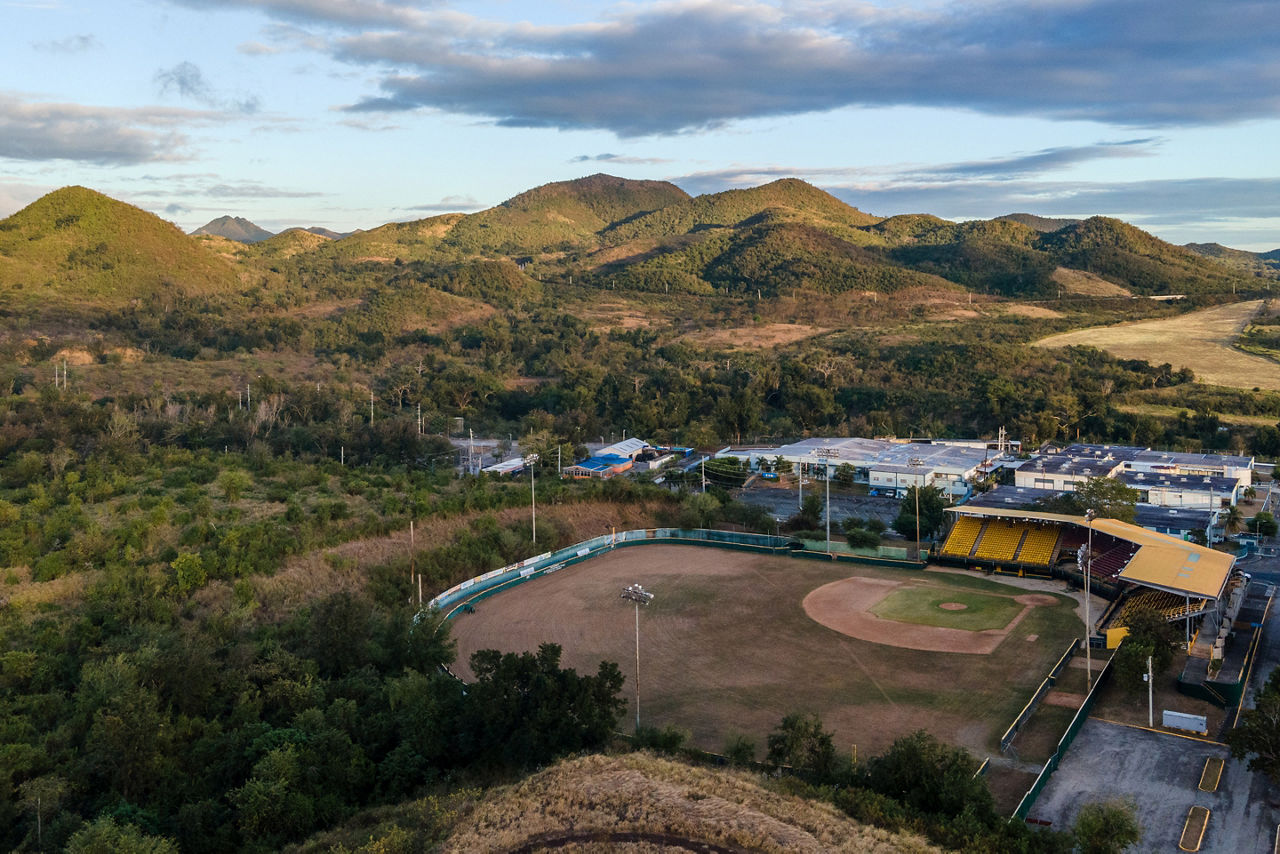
[173,0,1280,136]
[0,94,205,165]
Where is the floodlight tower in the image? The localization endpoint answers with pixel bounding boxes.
[620,583,655,730]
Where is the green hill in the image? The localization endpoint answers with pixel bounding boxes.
[1185,242,1280,278]
[994,213,1081,233]
[1038,217,1255,295]
[603,178,880,247]
[0,186,242,307]
[191,215,273,243]
[443,174,690,256]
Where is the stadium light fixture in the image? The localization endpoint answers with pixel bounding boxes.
[620,583,655,730]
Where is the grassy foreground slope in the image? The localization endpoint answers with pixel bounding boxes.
[0,186,241,307]
[294,753,940,854]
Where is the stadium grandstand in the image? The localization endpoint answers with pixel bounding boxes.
[938,506,1237,646]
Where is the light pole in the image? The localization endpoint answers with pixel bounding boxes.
[908,457,925,560]
[525,454,539,544]
[1084,508,1096,691]
[620,583,654,730]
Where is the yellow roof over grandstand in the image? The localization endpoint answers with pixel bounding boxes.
[947,506,1235,600]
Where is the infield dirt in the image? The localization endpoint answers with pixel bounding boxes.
[449,545,1081,756]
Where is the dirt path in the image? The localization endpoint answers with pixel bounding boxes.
[1034,299,1280,390]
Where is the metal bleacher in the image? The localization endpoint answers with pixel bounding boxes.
[973,520,1025,562]
[1016,526,1060,566]
[942,516,984,557]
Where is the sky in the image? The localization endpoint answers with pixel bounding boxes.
[2,0,1279,250]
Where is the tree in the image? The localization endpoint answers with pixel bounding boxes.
[766,712,842,781]
[1227,667,1280,784]
[65,816,178,854]
[865,730,994,821]
[169,551,206,595]
[893,485,946,540]
[1073,798,1142,854]
[1222,504,1245,536]
[1113,605,1179,693]
[1075,477,1140,523]
[1250,511,1279,537]
[217,468,251,503]
[789,494,823,531]
[460,643,625,770]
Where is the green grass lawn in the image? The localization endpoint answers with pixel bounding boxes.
[870,587,1024,631]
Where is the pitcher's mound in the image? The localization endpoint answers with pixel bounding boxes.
[939,602,968,611]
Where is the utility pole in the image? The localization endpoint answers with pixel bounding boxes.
[1084,509,1096,691]
[369,389,374,424]
[1152,655,1162,727]
[701,458,706,493]
[909,457,925,560]
[825,462,831,553]
[526,454,539,544]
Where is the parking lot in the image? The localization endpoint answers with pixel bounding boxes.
[1029,718,1276,852]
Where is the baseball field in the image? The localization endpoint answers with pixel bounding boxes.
[449,544,1081,757]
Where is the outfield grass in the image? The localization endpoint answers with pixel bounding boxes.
[869,587,1024,631]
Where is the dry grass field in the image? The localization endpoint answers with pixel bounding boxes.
[1035,299,1280,390]
[443,753,941,853]
[449,545,1080,758]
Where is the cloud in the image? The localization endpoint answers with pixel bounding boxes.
[668,140,1165,196]
[824,177,1280,227]
[204,181,323,198]
[914,140,1161,181]
[236,40,280,55]
[31,33,100,52]
[155,61,261,114]
[169,0,431,29]
[186,0,1276,136]
[571,153,672,165]
[0,94,205,165]
[156,61,215,103]
[164,202,192,215]
[402,194,482,213]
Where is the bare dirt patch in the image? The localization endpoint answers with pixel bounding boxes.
[1043,690,1086,709]
[1036,299,1280,390]
[1015,594,1059,606]
[681,323,827,350]
[1051,266,1132,297]
[998,304,1064,319]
